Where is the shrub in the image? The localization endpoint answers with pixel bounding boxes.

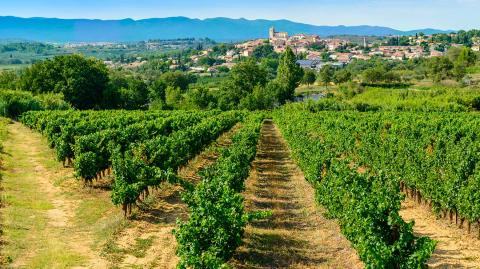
[0,90,71,119]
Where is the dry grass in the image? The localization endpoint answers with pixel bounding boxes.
[400,199,480,269]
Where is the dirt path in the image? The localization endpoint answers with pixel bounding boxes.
[1,121,110,268]
[109,124,242,268]
[400,199,480,268]
[232,120,362,269]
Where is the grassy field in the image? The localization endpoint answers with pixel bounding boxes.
[0,64,30,71]
[346,86,480,111]
[0,121,122,268]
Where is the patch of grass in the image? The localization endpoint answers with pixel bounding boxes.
[0,123,91,268]
[130,236,156,258]
[100,218,131,263]
[0,64,29,71]
[76,199,113,227]
[95,213,128,246]
[25,245,86,269]
[1,168,52,263]
[467,64,480,74]
[101,234,156,264]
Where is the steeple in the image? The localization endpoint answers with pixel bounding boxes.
[269,27,275,39]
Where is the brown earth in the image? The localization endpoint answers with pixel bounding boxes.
[231,120,363,269]
[400,199,480,269]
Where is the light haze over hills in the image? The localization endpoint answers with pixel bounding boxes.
[0,16,453,43]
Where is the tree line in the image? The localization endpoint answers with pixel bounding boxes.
[0,47,304,111]
[299,46,478,88]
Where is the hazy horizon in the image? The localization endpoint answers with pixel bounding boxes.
[1,0,479,31]
[0,15,461,32]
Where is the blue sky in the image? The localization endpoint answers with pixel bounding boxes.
[1,0,479,30]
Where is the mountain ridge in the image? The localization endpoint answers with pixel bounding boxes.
[0,16,454,42]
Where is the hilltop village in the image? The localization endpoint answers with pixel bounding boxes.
[183,27,480,72]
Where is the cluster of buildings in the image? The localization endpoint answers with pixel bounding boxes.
[231,27,462,70]
[154,28,480,74]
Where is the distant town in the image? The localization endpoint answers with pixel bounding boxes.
[103,27,480,74]
[1,27,480,76]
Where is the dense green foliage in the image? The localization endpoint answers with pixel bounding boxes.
[276,47,304,103]
[175,114,263,268]
[0,90,70,118]
[111,111,243,215]
[304,86,480,112]
[431,30,480,46]
[20,110,173,163]
[276,107,480,228]
[21,110,244,218]
[18,55,109,109]
[273,108,437,268]
[73,111,217,181]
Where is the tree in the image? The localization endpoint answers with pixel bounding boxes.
[165,86,184,109]
[148,78,167,104]
[0,70,18,90]
[457,47,477,67]
[276,47,303,104]
[217,59,268,110]
[447,46,463,62]
[318,64,335,88]
[239,85,274,110]
[333,69,352,84]
[427,56,454,83]
[197,56,217,67]
[160,71,196,92]
[302,69,317,86]
[446,46,476,66]
[186,87,217,109]
[252,44,277,59]
[19,54,109,109]
[230,59,268,93]
[308,43,326,51]
[453,61,467,82]
[445,47,476,82]
[117,78,149,110]
[362,67,386,84]
[321,52,331,62]
[260,58,280,80]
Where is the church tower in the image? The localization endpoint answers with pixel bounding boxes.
[269,27,275,39]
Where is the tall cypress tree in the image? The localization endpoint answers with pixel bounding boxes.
[276,47,303,104]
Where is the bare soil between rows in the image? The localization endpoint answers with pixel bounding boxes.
[400,199,480,269]
[231,120,362,269]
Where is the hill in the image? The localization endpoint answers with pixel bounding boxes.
[0,16,453,42]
